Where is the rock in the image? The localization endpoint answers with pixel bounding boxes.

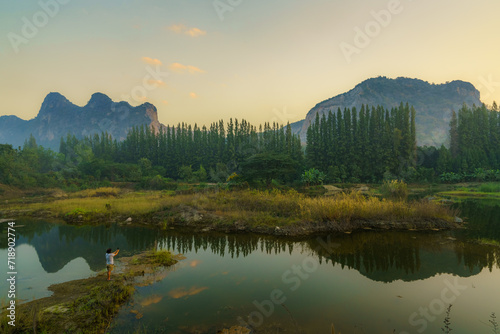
[427,197,436,200]
[126,217,132,222]
[454,217,463,223]
[78,215,83,219]
[201,227,211,232]
[0,92,163,150]
[295,77,481,147]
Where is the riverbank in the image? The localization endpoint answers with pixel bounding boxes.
[0,187,462,235]
[0,250,180,334]
[434,182,500,201]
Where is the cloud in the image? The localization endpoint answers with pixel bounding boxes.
[187,65,204,74]
[147,79,166,87]
[169,62,205,74]
[189,92,198,99]
[169,24,185,34]
[185,27,206,37]
[162,100,168,105]
[142,57,162,66]
[168,286,208,299]
[168,24,206,37]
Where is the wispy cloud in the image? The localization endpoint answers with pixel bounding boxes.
[169,24,185,34]
[185,27,206,37]
[147,79,166,87]
[190,92,198,99]
[168,24,206,37]
[162,100,168,105]
[169,62,205,74]
[142,57,162,66]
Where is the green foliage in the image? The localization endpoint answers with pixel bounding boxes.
[240,152,297,186]
[194,165,207,182]
[306,103,417,182]
[379,180,408,200]
[440,169,500,183]
[478,183,500,193]
[149,249,176,266]
[301,168,326,186]
[178,165,194,182]
[138,175,177,190]
[3,102,500,189]
[210,163,230,183]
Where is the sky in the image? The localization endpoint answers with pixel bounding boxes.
[1,0,499,127]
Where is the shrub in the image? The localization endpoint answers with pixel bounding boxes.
[379,180,408,200]
[479,183,500,193]
[301,168,326,186]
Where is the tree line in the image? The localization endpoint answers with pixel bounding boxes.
[306,103,417,183]
[1,102,499,190]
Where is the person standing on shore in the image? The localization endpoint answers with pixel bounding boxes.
[106,247,119,281]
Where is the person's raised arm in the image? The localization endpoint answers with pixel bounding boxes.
[114,248,120,255]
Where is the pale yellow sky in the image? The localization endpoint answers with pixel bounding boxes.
[1,0,499,127]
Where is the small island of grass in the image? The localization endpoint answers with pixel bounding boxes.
[0,250,180,334]
[0,184,460,235]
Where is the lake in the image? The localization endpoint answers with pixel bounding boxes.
[1,199,499,333]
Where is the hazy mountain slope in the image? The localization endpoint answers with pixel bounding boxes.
[0,92,162,150]
[293,77,482,146]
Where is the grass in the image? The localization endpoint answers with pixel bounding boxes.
[475,238,500,247]
[435,182,500,201]
[1,187,457,228]
[479,183,500,193]
[0,249,178,334]
[0,277,134,334]
[68,187,121,198]
[148,249,176,266]
[201,189,456,224]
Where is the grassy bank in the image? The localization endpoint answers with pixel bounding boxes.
[0,250,178,334]
[435,182,500,201]
[0,187,460,234]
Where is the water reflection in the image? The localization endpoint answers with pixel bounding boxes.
[455,199,500,241]
[311,232,497,282]
[2,219,499,286]
[1,219,161,272]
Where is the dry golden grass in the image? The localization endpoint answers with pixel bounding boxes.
[69,187,121,198]
[7,188,455,224]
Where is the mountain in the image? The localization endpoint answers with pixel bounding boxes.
[0,93,162,150]
[293,77,482,146]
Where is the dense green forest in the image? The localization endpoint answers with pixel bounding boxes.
[0,102,499,190]
[305,103,417,182]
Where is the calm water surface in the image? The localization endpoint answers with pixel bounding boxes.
[1,200,499,333]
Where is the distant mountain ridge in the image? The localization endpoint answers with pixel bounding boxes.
[0,77,483,151]
[293,77,482,146]
[0,93,162,150]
